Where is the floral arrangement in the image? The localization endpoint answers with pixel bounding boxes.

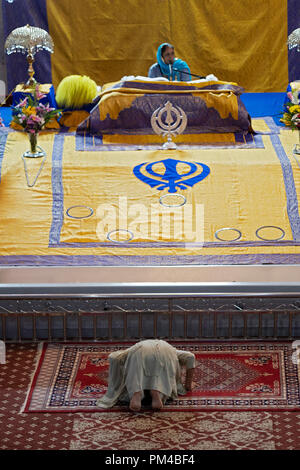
[12,85,60,134]
[281,88,300,130]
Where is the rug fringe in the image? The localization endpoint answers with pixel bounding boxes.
[19,342,44,414]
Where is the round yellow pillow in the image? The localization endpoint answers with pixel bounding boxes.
[55,75,98,110]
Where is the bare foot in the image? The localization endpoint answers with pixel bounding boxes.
[150,390,163,410]
[129,391,143,412]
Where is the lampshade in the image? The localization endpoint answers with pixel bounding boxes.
[287,28,300,52]
[4,24,54,87]
[5,24,54,55]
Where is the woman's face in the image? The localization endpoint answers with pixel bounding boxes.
[162,47,175,65]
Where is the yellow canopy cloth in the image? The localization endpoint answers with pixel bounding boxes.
[0,118,300,266]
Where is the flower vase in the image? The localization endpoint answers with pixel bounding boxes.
[295,129,300,155]
[23,132,46,158]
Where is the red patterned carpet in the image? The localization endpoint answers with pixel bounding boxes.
[23,341,300,412]
[0,343,300,450]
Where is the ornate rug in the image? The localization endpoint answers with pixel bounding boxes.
[22,341,300,413]
[3,344,300,450]
[70,411,276,450]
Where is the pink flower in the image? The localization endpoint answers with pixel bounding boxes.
[36,92,46,100]
[17,97,28,108]
[41,104,54,113]
[291,114,300,123]
[35,85,46,100]
[28,129,36,134]
[0,116,4,127]
[287,92,293,101]
[31,115,43,123]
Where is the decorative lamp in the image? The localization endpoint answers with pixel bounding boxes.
[4,24,54,88]
[287,28,300,52]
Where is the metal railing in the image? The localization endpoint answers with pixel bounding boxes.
[1,309,299,342]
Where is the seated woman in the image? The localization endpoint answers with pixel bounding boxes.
[148,43,191,82]
[97,339,195,411]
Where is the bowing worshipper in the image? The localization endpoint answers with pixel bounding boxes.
[97,339,195,411]
[148,43,192,82]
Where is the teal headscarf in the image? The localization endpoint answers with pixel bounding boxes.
[156,43,191,81]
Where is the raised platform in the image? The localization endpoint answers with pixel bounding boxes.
[1,94,299,341]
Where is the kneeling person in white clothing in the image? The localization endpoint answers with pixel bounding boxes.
[97,339,195,411]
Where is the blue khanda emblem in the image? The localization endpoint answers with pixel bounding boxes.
[133,158,210,193]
